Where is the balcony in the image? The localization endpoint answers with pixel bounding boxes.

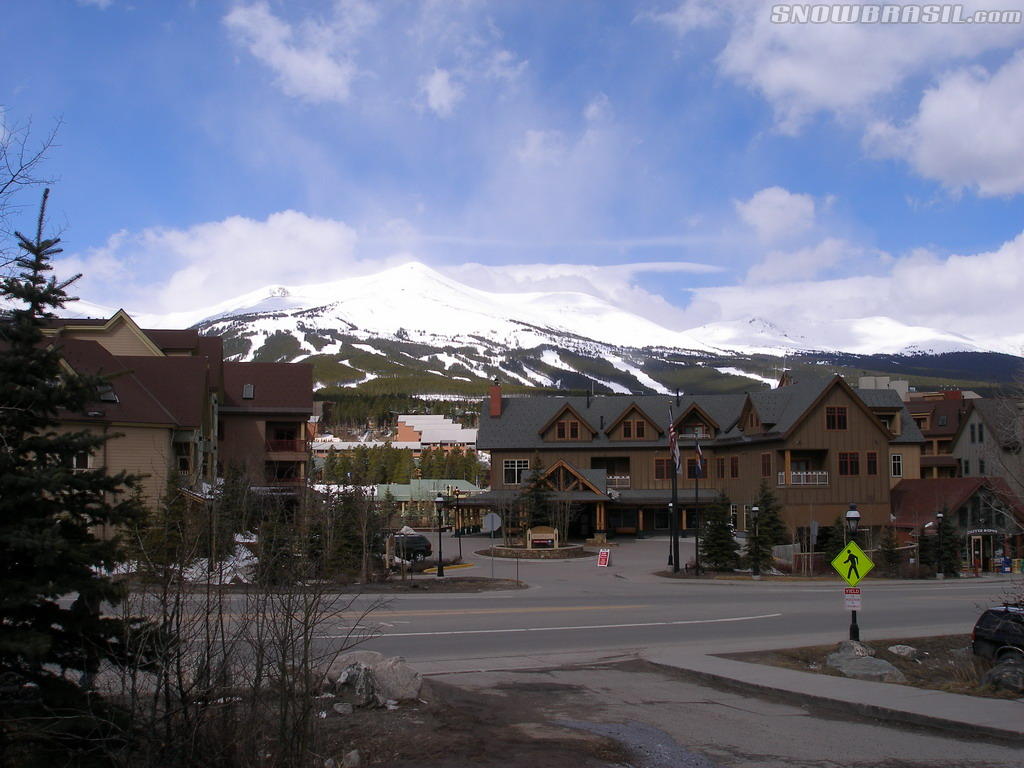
[778,471,829,487]
[607,474,631,490]
[265,439,308,453]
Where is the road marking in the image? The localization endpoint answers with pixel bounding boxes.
[377,604,655,618]
[319,612,781,639]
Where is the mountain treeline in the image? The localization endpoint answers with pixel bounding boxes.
[323,445,489,486]
[316,392,479,430]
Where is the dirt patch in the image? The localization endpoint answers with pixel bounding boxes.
[318,677,629,767]
[721,634,1019,699]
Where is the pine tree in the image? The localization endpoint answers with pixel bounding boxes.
[753,480,788,546]
[700,494,739,571]
[917,525,936,571]
[515,454,552,533]
[0,191,145,761]
[936,512,961,578]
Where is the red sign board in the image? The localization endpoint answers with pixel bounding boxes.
[597,548,611,567]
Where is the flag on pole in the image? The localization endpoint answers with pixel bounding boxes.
[695,439,705,478]
[668,409,680,475]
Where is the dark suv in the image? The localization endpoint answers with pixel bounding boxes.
[391,533,432,561]
[971,605,1024,662]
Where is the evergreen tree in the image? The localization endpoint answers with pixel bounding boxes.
[936,512,962,578]
[917,525,936,571]
[0,191,145,761]
[515,454,552,532]
[700,494,739,571]
[753,480,788,546]
[879,525,901,577]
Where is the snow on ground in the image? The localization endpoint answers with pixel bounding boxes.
[590,376,632,394]
[608,356,671,394]
[352,343,385,355]
[540,349,563,368]
[714,367,777,388]
[342,371,378,388]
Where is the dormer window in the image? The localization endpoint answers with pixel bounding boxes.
[556,419,580,440]
[826,406,847,430]
[242,383,255,400]
[622,419,646,439]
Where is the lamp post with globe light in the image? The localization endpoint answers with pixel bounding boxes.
[846,503,861,640]
[936,510,944,580]
[433,492,446,578]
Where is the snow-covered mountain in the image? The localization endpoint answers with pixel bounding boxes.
[60,261,1020,395]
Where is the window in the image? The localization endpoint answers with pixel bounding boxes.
[686,458,704,479]
[978,423,985,443]
[65,452,90,473]
[937,414,947,427]
[242,383,255,400]
[826,406,848,430]
[980,459,986,474]
[891,453,903,478]
[730,456,739,478]
[555,420,580,440]
[503,459,530,485]
[740,504,751,532]
[760,453,771,478]
[716,457,725,479]
[655,458,672,480]
[622,419,646,439]
[838,452,859,476]
[970,424,976,443]
[866,451,878,476]
[729,504,738,529]
[962,459,970,476]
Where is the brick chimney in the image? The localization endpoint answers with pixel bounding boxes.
[489,378,503,418]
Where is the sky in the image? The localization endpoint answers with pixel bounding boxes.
[4,0,1024,350]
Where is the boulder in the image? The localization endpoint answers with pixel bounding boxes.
[981,659,1024,694]
[332,702,354,715]
[342,749,362,768]
[326,652,423,708]
[828,655,907,683]
[826,640,876,669]
[887,644,923,661]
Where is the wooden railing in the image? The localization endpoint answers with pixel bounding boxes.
[607,474,631,489]
[265,439,308,452]
[778,471,829,486]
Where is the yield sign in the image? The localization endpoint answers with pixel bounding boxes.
[831,541,874,587]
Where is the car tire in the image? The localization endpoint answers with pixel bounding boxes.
[995,647,1024,663]
[413,552,426,562]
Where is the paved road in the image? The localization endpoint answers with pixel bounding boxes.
[326,535,1013,666]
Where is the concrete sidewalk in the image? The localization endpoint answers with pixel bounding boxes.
[645,648,1024,744]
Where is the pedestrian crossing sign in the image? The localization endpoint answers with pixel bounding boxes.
[831,541,874,587]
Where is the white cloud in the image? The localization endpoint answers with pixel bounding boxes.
[734,186,815,243]
[57,211,366,314]
[224,2,371,103]
[420,68,464,117]
[645,0,1024,134]
[583,93,612,123]
[745,237,866,284]
[865,51,1024,196]
[686,229,1024,353]
[76,0,113,8]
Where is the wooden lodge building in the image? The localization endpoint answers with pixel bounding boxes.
[475,375,925,544]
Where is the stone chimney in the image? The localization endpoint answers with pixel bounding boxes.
[489,378,502,418]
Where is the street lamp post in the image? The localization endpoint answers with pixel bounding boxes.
[936,510,944,580]
[750,505,761,580]
[433,492,446,578]
[845,503,861,641]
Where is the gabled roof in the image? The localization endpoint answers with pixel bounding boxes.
[890,477,1024,528]
[46,309,166,357]
[780,375,893,442]
[673,402,719,431]
[540,459,605,494]
[970,399,1021,450]
[537,402,599,437]
[605,402,664,437]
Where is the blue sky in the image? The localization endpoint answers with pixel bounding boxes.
[4,1,1024,347]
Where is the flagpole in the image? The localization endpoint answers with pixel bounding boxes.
[668,407,680,573]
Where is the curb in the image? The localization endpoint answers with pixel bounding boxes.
[664,663,1024,746]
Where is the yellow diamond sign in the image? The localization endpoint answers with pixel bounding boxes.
[831,541,874,587]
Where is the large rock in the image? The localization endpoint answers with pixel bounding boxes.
[325,651,422,708]
[887,644,922,660]
[981,659,1024,694]
[828,655,907,682]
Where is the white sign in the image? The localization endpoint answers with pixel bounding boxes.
[597,548,611,567]
[843,587,862,611]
